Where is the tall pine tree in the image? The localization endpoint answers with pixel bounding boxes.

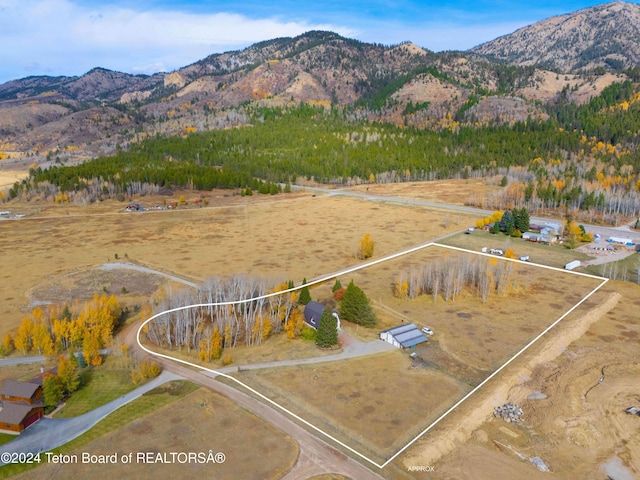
[315,308,338,348]
[340,280,376,328]
[299,278,311,305]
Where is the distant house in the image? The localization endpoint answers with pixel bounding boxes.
[0,380,45,434]
[522,230,557,244]
[303,301,340,330]
[380,324,428,349]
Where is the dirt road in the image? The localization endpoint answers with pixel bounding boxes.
[122,322,384,479]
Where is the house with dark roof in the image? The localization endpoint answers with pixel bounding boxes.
[380,324,428,349]
[0,380,45,434]
[303,301,340,330]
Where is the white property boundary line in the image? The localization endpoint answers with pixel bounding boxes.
[136,243,608,470]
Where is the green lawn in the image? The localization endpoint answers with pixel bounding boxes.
[0,381,199,478]
[439,230,592,269]
[0,433,17,447]
[585,252,640,283]
[54,367,137,418]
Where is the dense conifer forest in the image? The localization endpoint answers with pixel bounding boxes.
[13,81,640,221]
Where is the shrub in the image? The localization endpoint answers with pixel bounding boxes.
[221,353,233,366]
[300,325,316,341]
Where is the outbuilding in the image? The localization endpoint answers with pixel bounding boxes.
[380,324,428,349]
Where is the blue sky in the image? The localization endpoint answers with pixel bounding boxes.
[0,0,620,84]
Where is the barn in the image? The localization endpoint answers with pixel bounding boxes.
[303,301,340,330]
[0,380,45,434]
[380,324,428,349]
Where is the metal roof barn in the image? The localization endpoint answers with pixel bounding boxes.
[380,324,428,349]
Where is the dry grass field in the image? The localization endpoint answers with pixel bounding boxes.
[220,243,603,467]
[0,170,26,190]
[13,385,299,480]
[396,281,640,480]
[0,188,475,336]
[2,181,638,480]
[353,245,602,371]
[230,350,469,465]
[344,178,500,207]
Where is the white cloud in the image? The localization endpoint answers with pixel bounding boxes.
[0,0,353,82]
[0,0,539,83]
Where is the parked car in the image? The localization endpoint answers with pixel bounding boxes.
[519,255,530,262]
[421,327,434,335]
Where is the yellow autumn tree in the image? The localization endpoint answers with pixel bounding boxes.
[394,278,409,300]
[356,233,375,260]
[32,321,54,355]
[565,220,584,248]
[261,319,272,342]
[211,327,223,360]
[284,309,299,339]
[14,317,33,354]
[2,333,13,355]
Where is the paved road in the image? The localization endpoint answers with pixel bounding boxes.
[0,350,111,368]
[0,371,182,464]
[0,356,46,367]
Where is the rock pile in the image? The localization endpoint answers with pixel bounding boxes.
[494,403,524,423]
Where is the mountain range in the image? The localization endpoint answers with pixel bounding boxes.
[0,1,639,163]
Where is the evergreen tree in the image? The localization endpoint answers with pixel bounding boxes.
[340,280,376,328]
[315,308,338,348]
[498,210,514,233]
[512,207,530,233]
[299,278,311,305]
[332,279,342,292]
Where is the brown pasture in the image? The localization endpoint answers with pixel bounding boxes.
[400,280,640,480]
[230,350,469,465]
[2,181,626,479]
[344,178,500,206]
[0,170,27,190]
[329,244,604,377]
[0,189,476,336]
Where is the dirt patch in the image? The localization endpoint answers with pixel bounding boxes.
[28,267,166,306]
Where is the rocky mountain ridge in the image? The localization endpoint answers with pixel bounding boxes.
[0,2,638,164]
